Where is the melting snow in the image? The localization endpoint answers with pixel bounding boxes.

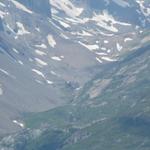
[47,34,56,48]
[11,0,33,14]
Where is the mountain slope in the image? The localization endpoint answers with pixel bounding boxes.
[1,37,149,150]
[0,0,150,149]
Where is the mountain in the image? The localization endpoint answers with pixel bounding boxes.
[1,35,150,150]
[0,0,150,149]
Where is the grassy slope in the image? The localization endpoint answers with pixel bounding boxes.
[21,42,150,150]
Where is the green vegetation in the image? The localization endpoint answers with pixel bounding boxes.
[17,44,150,150]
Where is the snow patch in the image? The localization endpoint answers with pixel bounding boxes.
[104,40,109,44]
[35,80,43,84]
[51,56,62,61]
[96,57,103,63]
[35,50,46,56]
[50,70,59,77]
[46,80,53,85]
[18,60,24,65]
[91,10,131,33]
[101,56,117,62]
[0,2,6,7]
[0,84,3,96]
[58,20,70,28]
[35,58,48,66]
[51,0,84,18]
[60,33,69,39]
[72,30,92,36]
[11,0,33,14]
[12,48,19,54]
[116,43,123,51]
[35,44,47,49]
[0,68,12,77]
[0,10,7,18]
[92,11,118,32]
[16,22,30,35]
[35,27,40,32]
[79,42,99,51]
[13,120,24,128]
[124,37,133,42]
[96,52,108,56]
[47,34,56,48]
[32,69,45,78]
[112,0,130,7]
[101,47,107,51]
[136,0,150,17]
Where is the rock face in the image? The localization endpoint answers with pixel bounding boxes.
[79,0,150,27]
[16,0,51,17]
[0,18,4,31]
